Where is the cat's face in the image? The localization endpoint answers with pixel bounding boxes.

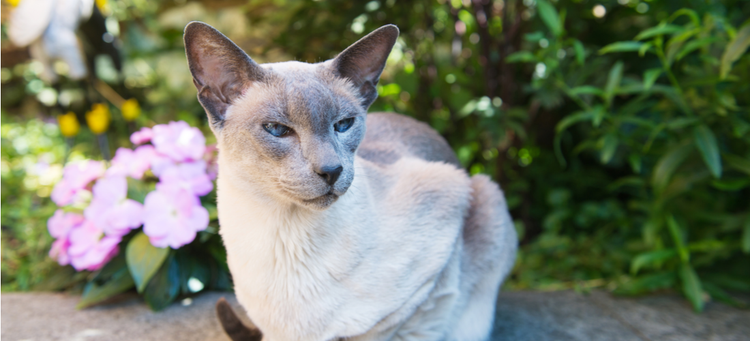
[184,23,398,210]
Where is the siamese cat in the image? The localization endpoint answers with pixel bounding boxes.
[184,22,517,341]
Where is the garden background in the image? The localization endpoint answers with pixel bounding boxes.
[2,0,749,312]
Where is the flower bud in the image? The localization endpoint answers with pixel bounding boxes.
[121,98,141,121]
[58,112,80,137]
[86,103,110,134]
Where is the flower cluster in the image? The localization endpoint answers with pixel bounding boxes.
[49,121,215,271]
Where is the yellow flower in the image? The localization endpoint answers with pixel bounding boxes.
[86,103,111,134]
[8,0,21,7]
[58,112,80,137]
[95,0,108,12]
[121,98,141,121]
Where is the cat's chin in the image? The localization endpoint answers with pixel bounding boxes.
[299,192,339,210]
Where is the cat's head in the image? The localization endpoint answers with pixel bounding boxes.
[184,22,398,210]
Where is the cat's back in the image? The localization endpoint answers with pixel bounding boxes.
[358,112,461,168]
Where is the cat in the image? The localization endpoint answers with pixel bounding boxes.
[184,22,517,341]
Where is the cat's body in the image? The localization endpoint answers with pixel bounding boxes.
[184,23,517,341]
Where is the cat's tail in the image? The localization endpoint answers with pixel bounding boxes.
[216,297,264,341]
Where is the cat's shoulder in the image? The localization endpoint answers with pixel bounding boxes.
[359,112,461,167]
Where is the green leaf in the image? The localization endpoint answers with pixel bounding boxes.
[599,41,644,54]
[505,51,536,63]
[555,110,594,133]
[569,86,604,97]
[638,42,653,56]
[652,143,692,191]
[702,282,746,308]
[634,24,684,41]
[743,218,750,254]
[693,125,722,178]
[710,178,750,191]
[665,117,700,130]
[679,263,704,312]
[604,61,624,106]
[573,39,585,65]
[143,253,181,311]
[126,232,170,293]
[676,37,719,61]
[720,22,750,79]
[643,68,662,90]
[667,215,689,263]
[614,272,676,296]
[77,256,135,309]
[600,134,618,164]
[628,154,642,174]
[536,0,562,37]
[631,249,677,275]
[669,8,700,27]
[723,153,750,176]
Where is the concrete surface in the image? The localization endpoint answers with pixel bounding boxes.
[2,290,749,341]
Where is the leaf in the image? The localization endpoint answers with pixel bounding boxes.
[555,110,594,133]
[573,39,585,65]
[667,215,689,263]
[536,0,562,37]
[665,117,699,130]
[693,125,722,178]
[505,51,536,63]
[634,24,684,41]
[569,86,604,97]
[639,42,653,56]
[143,253,181,311]
[600,134,618,164]
[723,153,750,176]
[614,272,676,296]
[702,282,746,308]
[604,61,624,106]
[743,218,750,254]
[599,41,644,54]
[77,256,135,309]
[720,22,750,79]
[628,154,642,174]
[677,37,719,61]
[679,263,704,312]
[652,143,692,191]
[643,68,662,90]
[127,232,170,293]
[710,178,750,191]
[669,8,700,27]
[631,249,677,275]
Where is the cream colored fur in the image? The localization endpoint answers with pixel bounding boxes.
[184,22,517,341]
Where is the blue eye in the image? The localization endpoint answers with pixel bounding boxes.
[263,123,290,137]
[334,117,355,133]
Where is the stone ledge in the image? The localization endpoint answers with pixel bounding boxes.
[2,290,748,340]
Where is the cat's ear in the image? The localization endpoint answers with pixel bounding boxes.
[184,21,265,130]
[331,24,399,109]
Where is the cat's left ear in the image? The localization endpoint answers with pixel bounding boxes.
[330,25,399,109]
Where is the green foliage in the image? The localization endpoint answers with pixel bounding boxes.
[126,232,169,293]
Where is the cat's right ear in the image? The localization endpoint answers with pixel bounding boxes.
[184,22,265,130]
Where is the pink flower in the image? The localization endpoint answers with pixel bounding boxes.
[107,146,153,179]
[68,220,121,271]
[85,176,144,237]
[48,209,85,238]
[51,160,105,206]
[143,187,209,249]
[49,238,72,266]
[156,161,213,196]
[47,210,85,266]
[204,144,218,180]
[130,127,153,145]
[152,121,206,162]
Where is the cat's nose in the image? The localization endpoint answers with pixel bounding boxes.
[315,164,343,186]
